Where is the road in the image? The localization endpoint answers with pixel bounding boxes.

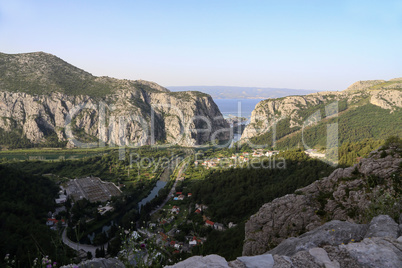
[149,157,189,216]
[62,228,107,256]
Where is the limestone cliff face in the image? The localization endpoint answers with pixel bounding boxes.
[240,78,402,142]
[0,87,229,148]
[0,52,229,148]
[243,146,401,256]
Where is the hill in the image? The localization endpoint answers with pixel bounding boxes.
[241,78,402,158]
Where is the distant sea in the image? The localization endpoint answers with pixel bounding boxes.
[213,98,263,119]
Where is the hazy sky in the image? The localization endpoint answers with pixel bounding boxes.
[0,0,401,91]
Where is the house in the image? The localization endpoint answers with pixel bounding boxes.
[189,236,198,246]
[231,155,237,159]
[195,204,208,210]
[46,218,65,227]
[187,193,192,197]
[178,195,185,200]
[194,161,199,166]
[214,222,225,231]
[55,194,67,204]
[176,192,182,195]
[205,220,214,227]
[195,208,201,214]
[171,206,180,214]
[228,222,237,228]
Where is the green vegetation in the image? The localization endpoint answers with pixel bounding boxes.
[178,149,335,260]
[249,103,402,157]
[2,147,179,185]
[336,139,384,166]
[0,165,75,267]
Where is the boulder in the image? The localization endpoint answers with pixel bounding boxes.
[365,215,399,239]
[268,220,367,256]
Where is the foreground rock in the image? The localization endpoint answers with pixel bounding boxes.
[60,258,124,268]
[168,215,402,268]
[243,147,401,256]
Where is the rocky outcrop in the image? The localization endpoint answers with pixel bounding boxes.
[0,52,229,147]
[168,215,402,268]
[243,147,401,256]
[370,89,402,111]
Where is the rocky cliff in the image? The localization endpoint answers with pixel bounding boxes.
[243,143,401,256]
[240,78,402,146]
[0,52,229,148]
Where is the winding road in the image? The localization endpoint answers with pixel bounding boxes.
[62,228,107,256]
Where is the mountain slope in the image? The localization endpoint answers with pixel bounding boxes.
[240,78,402,151]
[0,52,229,148]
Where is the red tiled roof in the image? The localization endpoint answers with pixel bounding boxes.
[176,192,182,195]
[205,220,214,226]
[160,232,168,241]
[47,218,65,223]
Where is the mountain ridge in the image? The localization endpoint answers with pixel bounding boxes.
[0,52,228,148]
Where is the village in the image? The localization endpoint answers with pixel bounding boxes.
[195,149,281,169]
[132,189,237,256]
[43,148,328,260]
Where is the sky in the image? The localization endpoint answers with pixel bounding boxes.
[0,0,401,91]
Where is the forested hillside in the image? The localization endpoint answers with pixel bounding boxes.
[0,166,74,266]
